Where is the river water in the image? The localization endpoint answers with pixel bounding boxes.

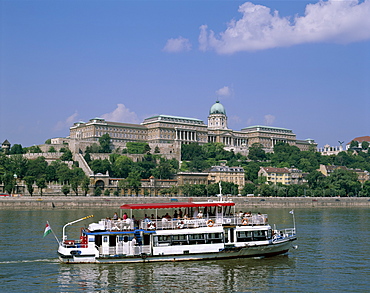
[0,207,369,292]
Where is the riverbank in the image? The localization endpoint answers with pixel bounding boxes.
[1,196,370,209]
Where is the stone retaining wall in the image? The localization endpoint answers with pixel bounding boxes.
[1,196,370,210]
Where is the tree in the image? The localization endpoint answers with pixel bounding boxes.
[154,146,160,153]
[10,144,24,154]
[24,176,35,196]
[126,171,142,196]
[36,177,47,196]
[26,157,48,178]
[361,141,369,150]
[126,142,150,154]
[350,140,359,149]
[99,133,112,153]
[45,139,52,144]
[152,159,177,179]
[94,187,102,196]
[90,159,112,175]
[2,173,15,194]
[48,146,57,153]
[28,145,43,153]
[81,176,90,196]
[61,185,70,196]
[242,183,256,195]
[111,156,133,178]
[118,179,130,196]
[60,149,73,161]
[70,168,86,196]
[248,143,267,161]
[306,170,325,189]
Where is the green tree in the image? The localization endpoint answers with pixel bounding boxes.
[60,149,73,161]
[154,146,160,153]
[81,176,90,196]
[24,176,35,196]
[70,168,86,196]
[2,173,15,194]
[242,183,256,195]
[126,142,150,154]
[28,145,43,153]
[350,140,359,149]
[48,146,57,152]
[99,133,112,153]
[248,143,267,161]
[111,156,133,178]
[45,139,52,144]
[118,179,130,196]
[361,141,369,150]
[36,177,47,196]
[10,144,24,154]
[94,186,102,196]
[61,185,70,196]
[90,159,112,175]
[126,171,142,196]
[306,170,326,189]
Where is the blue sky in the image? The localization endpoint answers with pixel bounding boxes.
[1,0,369,148]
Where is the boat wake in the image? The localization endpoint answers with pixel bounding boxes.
[0,258,59,264]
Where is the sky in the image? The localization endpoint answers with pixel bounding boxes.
[1,0,369,149]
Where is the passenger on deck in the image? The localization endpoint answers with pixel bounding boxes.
[113,212,118,220]
[164,213,171,220]
[179,209,183,218]
[144,214,151,223]
[183,214,189,220]
[173,210,178,219]
[197,210,203,218]
[238,211,244,218]
[257,212,263,224]
[123,213,128,220]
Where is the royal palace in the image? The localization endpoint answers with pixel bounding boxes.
[68,101,316,159]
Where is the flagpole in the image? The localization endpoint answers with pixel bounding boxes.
[290,210,296,233]
[47,221,61,245]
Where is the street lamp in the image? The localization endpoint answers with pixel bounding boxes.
[13,173,18,195]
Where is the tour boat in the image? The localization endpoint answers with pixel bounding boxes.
[57,197,297,264]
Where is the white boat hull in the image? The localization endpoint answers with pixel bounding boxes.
[58,237,296,264]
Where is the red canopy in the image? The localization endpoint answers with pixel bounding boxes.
[120,201,235,210]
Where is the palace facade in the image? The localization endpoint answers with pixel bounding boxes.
[68,101,316,157]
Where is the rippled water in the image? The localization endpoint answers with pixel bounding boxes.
[1,207,369,292]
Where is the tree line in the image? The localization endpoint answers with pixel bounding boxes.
[1,136,370,197]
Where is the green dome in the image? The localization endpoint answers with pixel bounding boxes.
[209,101,226,115]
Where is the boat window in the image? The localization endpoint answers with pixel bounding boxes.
[237,231,253,242]
[253,230,268,241]
[207,233,223,244]
[153,235,171,246]
[188,234,206,245]
[103,236,108,243]
[172,234,188,245]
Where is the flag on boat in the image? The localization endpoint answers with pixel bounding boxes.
[289,210,294,215]
[43,223,52,238]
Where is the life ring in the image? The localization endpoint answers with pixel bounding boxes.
[207,219,214,227]
[242,218,249,225]
[177,221,184,229]
[147,223,156,230]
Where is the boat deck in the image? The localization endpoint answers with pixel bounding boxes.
[97,214,269,232]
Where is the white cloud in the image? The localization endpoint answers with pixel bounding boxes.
[101,104,140,123]
[216,86,232,97]
[264,114,275,125]
[163,36,192,53]
[54,111,79,131]
[199,0,370,53]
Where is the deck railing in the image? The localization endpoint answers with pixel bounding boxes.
[99,214,269,231]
